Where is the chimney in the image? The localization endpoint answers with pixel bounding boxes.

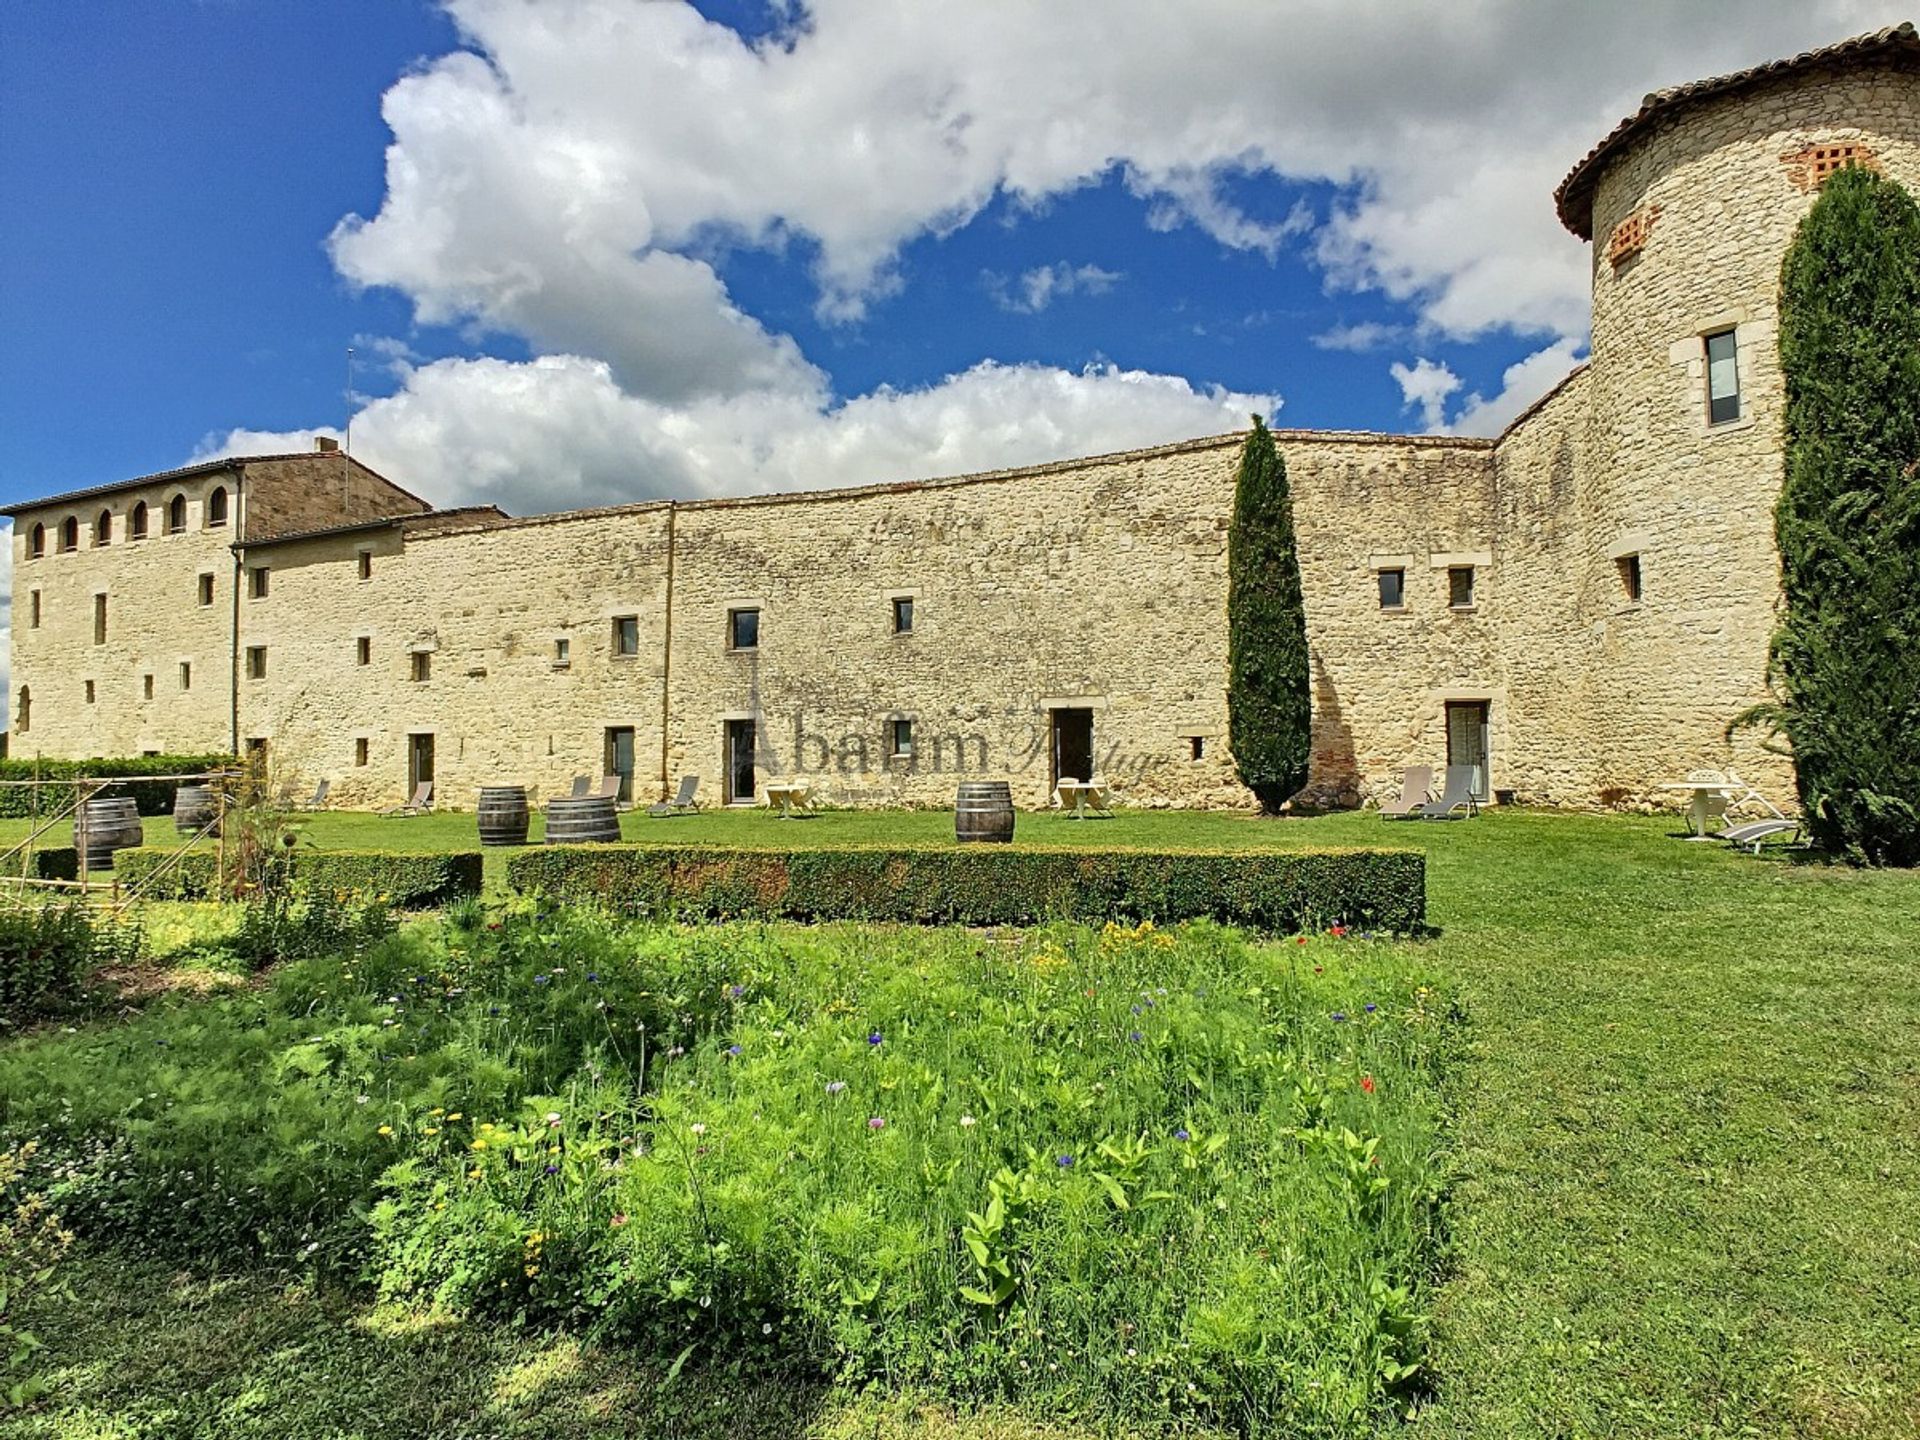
[315,436,340,454]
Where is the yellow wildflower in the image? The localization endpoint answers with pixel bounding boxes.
[377,1125,394,1136]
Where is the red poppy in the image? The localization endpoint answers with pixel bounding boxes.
[1360,1075,1376,1095]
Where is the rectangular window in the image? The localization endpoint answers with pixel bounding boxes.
[197,573,214,606]
[84,679,96,704]
[354,737,369,767]
[728,607,760,651]
[142,674,154,700]
[356,636,371,666]
[891,596,914,634]
[246,645,267,679]
[93,594,107,645]
[1706,328,1741,425]
[411,651,432,682]
[249,566,270,598]
[1448,566,1476,609]
[1189,735,1206,761]
[1377,568,1405,609]
[612,615,640,657]
[28,590,40,629]
[890,718,914,758]
[357,550,373,580]
[1618,553,1643,603]
[179,661,192,691]
[554,637,571,667]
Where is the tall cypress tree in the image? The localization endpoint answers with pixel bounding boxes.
[1227,415,1311,811]
[1759,165,1920,864]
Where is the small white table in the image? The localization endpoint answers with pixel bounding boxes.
[764,780,813,818]
[1658,781,1741,840]
[1056,779,1103,819]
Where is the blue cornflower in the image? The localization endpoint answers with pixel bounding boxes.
[1129,1031,1143,1043]
[1173,1128,1190,1142]
[1056,1155,1075,1168]
[488,1005,501,1015]
[1131,1004,1142,1015]
[867,1031,884,1047]
[1364,1003,1377,1014]
[534,974,550,986]
[544,1163,559,1175]
[587,973,600,983]
[1331,1012,1348,1022]
[727,1044,743,1057]
[729,984,746,998]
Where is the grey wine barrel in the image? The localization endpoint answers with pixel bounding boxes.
[77,797,144,872]
[173,784,219,836]
[477,785,530,847]
[954,780,1015,844]
[544,795,620,845]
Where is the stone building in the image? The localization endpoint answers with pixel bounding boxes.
[8,26,1918,812]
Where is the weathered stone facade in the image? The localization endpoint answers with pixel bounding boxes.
[9,30,1918,812]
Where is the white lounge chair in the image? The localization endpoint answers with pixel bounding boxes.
[568,774,592,799]
[649,775,701,817]
[1380,766,1435,821]
[1420,766,1480,820]
[1720,817,1801,854]
[379,782,433,818]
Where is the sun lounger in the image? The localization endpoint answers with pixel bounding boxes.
[596,774,624,803]
[293,778,330,811]
[649,775,701,817]
[569,774,591,799]
[1420,765,1480,820]
[1380,766,1435,821]
[379,782,433,818]
[1720,817,1801,854]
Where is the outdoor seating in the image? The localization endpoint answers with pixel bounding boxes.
[378,782,433,818]
[764,777,815,818]
[648,775,701,817]
[596,774,624,804]
[1055,776,1114,818]
[1720,817,1802,854]
[1420,766,1480,820]
[1380,766,1435,821]
[293,778,330,811]
[568,774,591,799]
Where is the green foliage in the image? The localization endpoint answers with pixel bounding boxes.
[0,906,1448,1434]
[1757,165,1920,864]
[0,1141,73,1409]
[506,844,1425,933]
[0,754,231,818]
[0,902,140,1025]
[113,848,483,907]
[1226,416,1312,812]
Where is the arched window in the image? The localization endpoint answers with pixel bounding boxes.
[167,494,187,534]
[205,486,229,528]
[130,501,149,539]
[15,687,29,736]
[29,523,45,558]
[59,516,79,552]
[94,509,112,546]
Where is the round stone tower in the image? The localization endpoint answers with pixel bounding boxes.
[1553,25,1919,800]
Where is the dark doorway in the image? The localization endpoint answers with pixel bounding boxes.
[408,733,436,796]
[604,727,635,804]
[1445,702,1490,802]
[725,719,757,804]
[1050,707,1094,787]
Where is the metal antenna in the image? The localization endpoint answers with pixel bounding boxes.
[344,346,356,455]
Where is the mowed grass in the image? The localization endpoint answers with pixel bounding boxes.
[5,809,1919,1437]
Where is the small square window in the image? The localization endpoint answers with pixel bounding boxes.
[93,594,107,645]
[84,679,96,704]
[1377,568,1405,609]
[890,718,914,758]
[1448,566,1476,609]
[246,646,267,679]
[411,652,432,683]
[729,607,760,651]
[250,566,270,599]
[612,615,640,657]
[1189,735,1206,761]
[356,637,371,666]
[554,637,571,667]
[892,596,914,634]
[354,738,369,767]
[197,573,214,607]
[357,550,373,581]
[142,674,154,700]
[1706,329,1740,425]
[179,662,192,691]
[1618,553,1643,603]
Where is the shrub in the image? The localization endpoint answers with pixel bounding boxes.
[0,902,140,1025]
[0,755,231,818]
[1748,166,1920,864]
[507,844,1425,932]
[1227,416,1312,811]
[111,848,483,907]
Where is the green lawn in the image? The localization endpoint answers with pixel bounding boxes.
[6,809,1918,1437]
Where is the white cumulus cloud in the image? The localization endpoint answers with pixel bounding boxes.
[984,262,1123,314]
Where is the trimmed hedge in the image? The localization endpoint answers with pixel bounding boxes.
[506,844,1425,932]
[0,754,232,817]
[111,849,483,907]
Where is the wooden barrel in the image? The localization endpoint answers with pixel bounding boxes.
[955,781,1015,844]
[173,784,219,836]
[77,797,144,872]
[477,785,530,847]
[544,795,620,845]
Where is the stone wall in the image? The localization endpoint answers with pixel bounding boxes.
[238,454,429,542]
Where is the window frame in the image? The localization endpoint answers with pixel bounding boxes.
[1617,553,1643,604]
[410,651,432,683]
[356,636,371,667]
[249,565,270,599]
[166,494,188,534]
[1705,328,1741,426]
[59,516,78,553]
[1448,565,1476,610]
[92,593,107,645]
[129,502,149,540]
[357,550,373,581]
[196,573,215,607]
[553,637,571,668]
[205,485,230,528]
[611,614,641,658]
[891,596,915,634]
[728,607,761,652]
[246,645,268,680]
[94,509,111,547]
[890,717,914,759]
[354,737,370,767]
[28,589,40,630]
[179,661,192,692]
[29,523,45,559]
[1377,567,1406,610]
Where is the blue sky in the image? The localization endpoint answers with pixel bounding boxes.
[0,0,1895,516]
